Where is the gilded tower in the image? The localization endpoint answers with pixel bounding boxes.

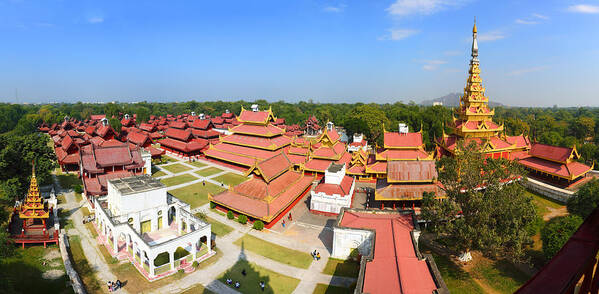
[436,21,530,158]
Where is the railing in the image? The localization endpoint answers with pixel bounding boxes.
[154,263,171,275]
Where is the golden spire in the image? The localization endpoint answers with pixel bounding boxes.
[473,16,477,33]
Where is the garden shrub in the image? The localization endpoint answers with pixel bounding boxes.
[238,215,248,224]
[252,220,264,230]
[227,210,234,220]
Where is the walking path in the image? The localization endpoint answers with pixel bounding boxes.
[56,175,129,294]
[63,154,354,294]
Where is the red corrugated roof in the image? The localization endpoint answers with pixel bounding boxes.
[518,156,591,179]
[376,183,444,200]
[256,153,292,183]
[387,160,437,182]
[126,131,151,147]
[191,129,220,138]
[377,149,430,160]
[203,148,256,166]
[221,134,291,150]
[210,143,278,160]
[139,123,156,132]
[158,138,207,152]
[384,132,423,148]
[339,211,438,294]
[168,121,187,129]
[190,119,212,130]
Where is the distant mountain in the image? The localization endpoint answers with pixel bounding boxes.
[421,93,505,107]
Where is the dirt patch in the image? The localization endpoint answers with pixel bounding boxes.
[459,252,501,294]
[50,261,62,267]
[43,249,61,260]
[543,207,568,221]
[42,269,65,280]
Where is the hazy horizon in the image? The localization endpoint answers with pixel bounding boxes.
[1,0,598,107]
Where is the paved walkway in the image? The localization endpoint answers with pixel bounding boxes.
[56,175,129,294]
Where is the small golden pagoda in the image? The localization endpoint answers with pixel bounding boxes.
[18,163,50,236]
[436,21,530,159]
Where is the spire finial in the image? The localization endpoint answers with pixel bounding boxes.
[471,18,479,64]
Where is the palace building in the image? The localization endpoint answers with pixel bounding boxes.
[516,143,593,188]
[94,175,213,280]
[332,208,448,293]
[310,163,356,215]
[436,22,530,158]
[303,122,352,176]
[9,165,59,248]
[204,105,293,168]
[209,152,315,228]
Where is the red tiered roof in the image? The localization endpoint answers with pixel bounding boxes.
[164,128,193,142]
[159,138,207,153]
[209,143,279,160]
[221,134,291,150]
[190,119,212,130]
[126,131,152,147]
[237,109,273,124]
[376,149,431,161]
[139,123,156,132]
[229,124,285,137]
[529,143,574,163]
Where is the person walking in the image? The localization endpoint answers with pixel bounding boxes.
[260,281,265,291]
[288,213,292,221]
[316,252,321,261]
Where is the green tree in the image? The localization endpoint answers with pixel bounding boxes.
[540,215,583,260]
[344,104,390,145]
[421,141,537,262]
[567,179,599,219]
[108,117,122,134]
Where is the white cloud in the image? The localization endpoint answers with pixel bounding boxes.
[323,4,346,13]
[421,59,447,70]
[515,19,538,25]
[507,66,548,76]
[515,13,549,25]
[87,16,104,24]
[443,50,461,56]
[386,0,468,16]
[567,4,599,14]
[378,28,419,41]
[478,31,505,42]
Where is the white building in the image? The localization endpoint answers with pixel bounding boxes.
[347,133,368,152]
[94,175,212,280]
[310,163,355,215]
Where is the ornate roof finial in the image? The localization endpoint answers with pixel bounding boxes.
[471,17,479,64]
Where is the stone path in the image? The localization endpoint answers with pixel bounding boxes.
[56,176,129,294]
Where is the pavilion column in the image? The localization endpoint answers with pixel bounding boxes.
[112,230,118,253]
[205,233,212,254]
[169,250,175,271]
[149,253,156,277]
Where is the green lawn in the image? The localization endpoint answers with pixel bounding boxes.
[181,284,214,294]
[219,259,300,294]
[189,161,207,168]
[152,170,167,178]
[162,163,192,174]
[158,155,178,164]
[234,234,313,269]
[0,246,72,294]
[472,258,530,293]
[313,283,353,294]
[57,173,80,190]
[196,167,224,177]
[160,174,198,187]
[74,192,83,203]
[322,258,360,278]
[419,244,483,293]
[57,194,67,204]
[213,172,249,186]
[170,182,225,208]
[207,216,234,236]
[527,189,565,218]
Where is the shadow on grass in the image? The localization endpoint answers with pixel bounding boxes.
[219,242,274,294]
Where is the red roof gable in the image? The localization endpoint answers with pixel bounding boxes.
[238,109,273,124]
[384,132,423,149]
[529,143,576,163]
[127,131,152,147]
[314,175,354,196]
[254,152,292,183]
[190,119,213,130]
[164,128,192,142]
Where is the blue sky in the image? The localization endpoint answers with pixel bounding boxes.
[0,0,598,106]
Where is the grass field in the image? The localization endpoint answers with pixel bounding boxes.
[181,284,214,294]
[0,246,72,294]
[170,182,225,208]
[152,170,167,178]
[57,173,79,190]
[196,167,223,177]
[419,244,484,293]
[526,189,565,218]
[160,174,198,187]
[189,161,207,168]
[195,213,234,236]
[74,192,83,203]
[322,258,360,278]
[159,155,178,164]
[162,163,192,174]
[472,258,530,294]
[313,283,353,294]
[234,234,313,269]
[213,172,249,186]
[219,259,300,294]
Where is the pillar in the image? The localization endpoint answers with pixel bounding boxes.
[149,253,156,277]
[169,250,175,270]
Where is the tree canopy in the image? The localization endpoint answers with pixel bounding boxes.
[567,179,599,219]
[540,215,583,260]
[422,141,537,261]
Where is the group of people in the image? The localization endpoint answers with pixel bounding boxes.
[311,250,321,261]
[225,268,266,291]
[107,280,122,292]
[281,213,293,228]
